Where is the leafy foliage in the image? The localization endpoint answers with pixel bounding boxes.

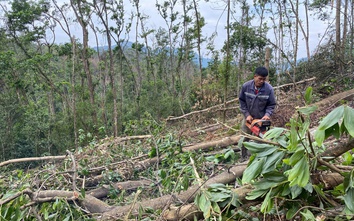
[240,94,354,220]
[194,183,240,219]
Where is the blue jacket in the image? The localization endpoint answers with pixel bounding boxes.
[239,80,276,119]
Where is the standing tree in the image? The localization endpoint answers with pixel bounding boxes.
[92,0,120,136]
[70,0,98,127]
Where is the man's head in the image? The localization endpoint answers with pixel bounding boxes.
[254,67,268,87]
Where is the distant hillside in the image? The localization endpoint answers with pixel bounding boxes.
[93,43,211,68]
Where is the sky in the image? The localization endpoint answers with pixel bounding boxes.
[112,0,334,58]
[50,0,334,60]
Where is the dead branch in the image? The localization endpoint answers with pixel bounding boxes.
[87,154,148,175]
[273,77,316,90]
[100,135,153,143]
[0,155,67,167]
[166,100,238,122]
[82,135,242,187]
[166,77,317,122]
[66,150,78,192]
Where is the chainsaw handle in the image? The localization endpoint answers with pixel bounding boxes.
[250,119,269,127]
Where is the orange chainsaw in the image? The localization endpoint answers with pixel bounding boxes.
[245,119,271,138]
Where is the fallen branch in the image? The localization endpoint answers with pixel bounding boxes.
[166,104,238,121]
[166,77,317,122]
[273,77,316,90]
[83,134,242,187]
[0,188,112,214]
[0,155,67,167]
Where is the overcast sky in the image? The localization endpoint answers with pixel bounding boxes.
[50,0,334,60]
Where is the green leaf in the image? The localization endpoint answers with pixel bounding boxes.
[304,87,313,105]
[324,123,340,139]
[253,179,281,190]
[44,209,49,220]
[344,106,354,137]
[285,157,310,187]
[262,151,285,174]
[246,188,269,200]
[242,158,265,183]
[300,209,316,220]
[297,105,317,115]
[224,149,234,159]
[290,185,302,199]
[243,142,275,154]
[288,149,305,165]
[212,201,221,213]
[263,127,285,139]
[343,152,353,165]
[260,190,273,213]
[263,171,288,182]
[197,193,211,217]
[286,205,299,220]
[257,146,278,158]
[288,119,299,151]
[208,183,226,190]
[63,215,71,221]
[210,192,230,202]
[148,147,157,158]
[318,105,344,131]
[314,129,325,146]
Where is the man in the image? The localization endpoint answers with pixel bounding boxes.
[238,66,276,159]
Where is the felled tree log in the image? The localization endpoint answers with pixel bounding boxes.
[162,184,253,221]
[0,188,112,214]
[163,172,344,221]
[87,180,153,199]
[311,88,354,110]
[100,163,248,220]
[320,138,354,160]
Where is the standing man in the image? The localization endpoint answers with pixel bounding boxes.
[238,66,276,159]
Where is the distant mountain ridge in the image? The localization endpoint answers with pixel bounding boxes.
[93,43,211,68]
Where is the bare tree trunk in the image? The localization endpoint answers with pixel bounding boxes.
[93,1,119,136]
[342,0,348,75]
[223,0,231,122]
[131,1,142,119]
[71,37,78,148]
[351,0,354,75]
[335,0,342,75]
[70,0,97,126]
[192,0,203,99]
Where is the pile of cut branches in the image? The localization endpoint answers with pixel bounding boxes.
[1,86,354,221]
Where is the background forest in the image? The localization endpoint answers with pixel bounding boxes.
[0,0,353,162]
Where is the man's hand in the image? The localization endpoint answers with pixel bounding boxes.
[246,115,253,123]
[262,115,270,120]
